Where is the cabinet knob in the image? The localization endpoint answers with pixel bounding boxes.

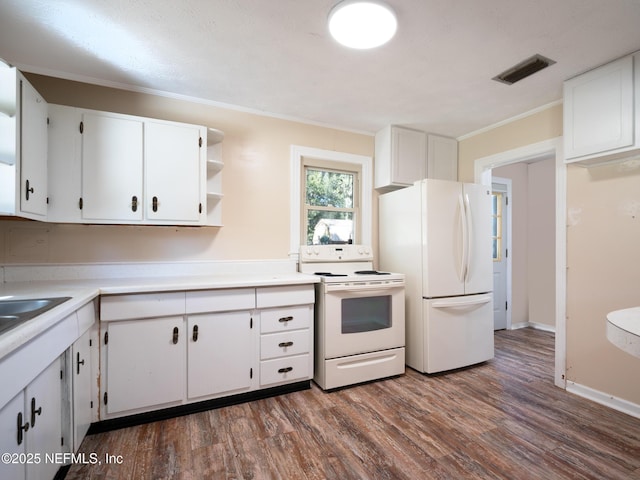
[30,397,42,428]
[172,326,179,344]
[16,412,29,445]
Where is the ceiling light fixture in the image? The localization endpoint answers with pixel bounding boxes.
[328,1,397,49]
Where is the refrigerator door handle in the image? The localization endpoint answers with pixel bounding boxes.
[431,294,492,308]
[464,193,473,284]
[459,193,468,283]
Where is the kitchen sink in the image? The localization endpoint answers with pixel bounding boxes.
[0,297,71,336]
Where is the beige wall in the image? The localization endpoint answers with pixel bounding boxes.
[459,104,640,407]
[0,74,374,264]
[566,161,640,403]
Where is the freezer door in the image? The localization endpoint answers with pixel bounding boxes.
[463,182,493,294]
[424,294,494,373]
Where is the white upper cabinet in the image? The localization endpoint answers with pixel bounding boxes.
[375,125,426,189]
[375,125,457,191]
[564,53,639,165]
[48,105,209,225]
[145,121,204,223]
[81,111,144,222]
[0,65,48,219]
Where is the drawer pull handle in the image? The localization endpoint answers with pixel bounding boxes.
[152,196,159,212]
[172,327,179,344]
[278,316,293,323]
[192,325,199,342]
[278,341,294,348]
[131,195,138,212]
[17,412,29,445]
[30,397,42,428]
[278,367,293,374]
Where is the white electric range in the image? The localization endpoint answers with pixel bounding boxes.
[298,244,406,390]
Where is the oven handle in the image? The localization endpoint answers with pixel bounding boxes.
[325,282,404,294]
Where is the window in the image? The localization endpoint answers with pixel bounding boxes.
[303,159,360,245]
[290,145,372,256]
[492,191,503,261]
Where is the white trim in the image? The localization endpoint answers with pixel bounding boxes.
[491,176,512,331]
[18,63,374,137]
[474,137,567,389]
[510,321,556,333]
[458,100,563,141]
[290,146,373,260]
[566,381,640,419]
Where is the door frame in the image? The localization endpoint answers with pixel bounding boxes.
[491,176,512,330]
[474,137,566,389]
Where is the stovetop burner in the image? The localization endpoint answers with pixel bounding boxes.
[354,270,391,275]
[314,272,348,277]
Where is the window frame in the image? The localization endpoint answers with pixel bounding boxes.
[290,145,372,259]
[302,158,361,245]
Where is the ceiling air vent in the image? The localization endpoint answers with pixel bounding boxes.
[492,54,556,85]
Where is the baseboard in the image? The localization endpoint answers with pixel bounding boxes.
[566,381,640,419]
[510,321,555,333]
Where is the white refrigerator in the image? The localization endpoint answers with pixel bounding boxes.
[379,178,494,373]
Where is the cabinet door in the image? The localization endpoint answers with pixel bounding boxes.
[145,121,203,223]
[0,392,26,480]
[72,328,92,452]
[25,358,62,480]
[47,104,82,222]
[427,134,458,181]
[564,55,634,160]
[106,317,185,415]
[187,312,253,400]
[19,76,48,217]
[391,127,426,185]
[81,112,143,221]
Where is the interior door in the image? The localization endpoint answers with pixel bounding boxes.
[492,182,508,330]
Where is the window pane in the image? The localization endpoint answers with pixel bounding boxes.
[307,210,353,245]
[305,168,353,208]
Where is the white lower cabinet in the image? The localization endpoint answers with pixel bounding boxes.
[187,312,254,400]
[104,317,186,416]
[0,359,62,480]
[99,284,314,421]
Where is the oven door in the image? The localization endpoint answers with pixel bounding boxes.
[323,281,405,359]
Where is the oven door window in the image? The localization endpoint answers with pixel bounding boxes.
[341,295,391,333]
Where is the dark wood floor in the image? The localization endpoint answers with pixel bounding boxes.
[65,328,640,479]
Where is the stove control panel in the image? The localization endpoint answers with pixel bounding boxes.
[299,244,373,262]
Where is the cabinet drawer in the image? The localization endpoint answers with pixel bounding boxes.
[260,330,310,360]
[256,285,314,308]
[260,354,311,386]
[186,288,255,313]
[260,305,312,333]
[100,292,185,321]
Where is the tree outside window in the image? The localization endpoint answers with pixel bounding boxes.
[304,164,359,245]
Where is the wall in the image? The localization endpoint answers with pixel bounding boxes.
[459,103,640,408]
[566,161,640,404]
[0,74,374,265]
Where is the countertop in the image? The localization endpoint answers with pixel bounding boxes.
[606,307,640,358]
[0,271,319,360]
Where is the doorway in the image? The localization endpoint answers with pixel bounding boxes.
[474,137,566,389]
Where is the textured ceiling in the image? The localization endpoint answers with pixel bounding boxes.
[1,0,640,137]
